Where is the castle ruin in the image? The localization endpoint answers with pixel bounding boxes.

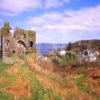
[0,22,36,64]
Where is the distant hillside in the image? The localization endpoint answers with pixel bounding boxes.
[72,39,100,49]
[36,43,67,55]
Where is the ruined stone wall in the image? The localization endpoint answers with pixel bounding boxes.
[0,28,36,64]
[14,29,36,52]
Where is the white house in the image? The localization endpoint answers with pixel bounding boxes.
[89,52,97,62]
[83,49,98,62]
[58,50,66,56]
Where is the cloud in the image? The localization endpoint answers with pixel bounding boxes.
[43,0,75,9]
[28,5,100,33]
[27,13,63,25]
[63,0,70,3]
[0,0,42,16]
[27,5,100,43]
[0,0,73,16]
[44,0,62,8]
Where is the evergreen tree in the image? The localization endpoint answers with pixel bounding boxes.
[66,42,72,58]
[66,42,72,51]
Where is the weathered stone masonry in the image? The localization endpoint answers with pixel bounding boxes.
[0,27,36,63]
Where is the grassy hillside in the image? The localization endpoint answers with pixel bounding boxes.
[0,53,100,100]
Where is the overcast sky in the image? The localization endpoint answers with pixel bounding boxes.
[0,0,100,43]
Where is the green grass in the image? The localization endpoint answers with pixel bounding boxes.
[0,62,17,89]
[67,91,79,100]
[51,55,75,67]
[74,74,89,94]
[0,62,11,71]
[0,61,14,100]
[59,78,68,88]
[65,57,74,65]
[0,80,13,89]
[0,61,62,100]
[0,92,13,100]
[19,64,62,100]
